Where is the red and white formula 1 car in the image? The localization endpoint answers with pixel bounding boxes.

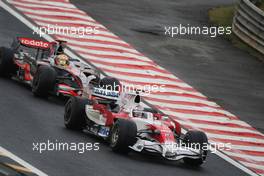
[64,77,208,166]
[0,37,99,97]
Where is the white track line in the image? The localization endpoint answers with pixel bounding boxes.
[181,128,259,176]
[0,1,260,176]
[0,146,48,176]
[213,149,259,176]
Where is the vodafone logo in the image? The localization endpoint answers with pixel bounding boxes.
[19,38,50,49]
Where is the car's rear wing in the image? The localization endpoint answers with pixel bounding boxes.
[92,87,120,100]
[17,37,51,50]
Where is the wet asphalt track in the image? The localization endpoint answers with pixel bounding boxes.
[73,0,264,133]
[0,0,263,175]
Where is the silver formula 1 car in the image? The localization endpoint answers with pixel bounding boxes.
[0,37,99,97]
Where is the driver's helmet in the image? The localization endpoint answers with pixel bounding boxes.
[132,109,143,118]
[55,54,70,67]
[57,45,64,55]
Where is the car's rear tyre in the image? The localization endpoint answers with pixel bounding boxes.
[32,65,57,97]
[64,96,91,130]
[183,130,208,166]
[110,119,137,154]
[0,47,16,77]
[99,76,120,91]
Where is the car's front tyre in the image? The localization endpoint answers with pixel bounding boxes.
[183,130,208,166]
[110,119,137,154]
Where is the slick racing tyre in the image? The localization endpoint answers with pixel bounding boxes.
[32,65,57,97]
[99,76,121,91]
[64,96,91,130]
[0,47,16,77]
[183,130,208,166]
[110,119,137,154]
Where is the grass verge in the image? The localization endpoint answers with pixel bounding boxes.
[260,3,264,11]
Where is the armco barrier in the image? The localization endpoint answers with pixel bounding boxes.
[232,0,264,55]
